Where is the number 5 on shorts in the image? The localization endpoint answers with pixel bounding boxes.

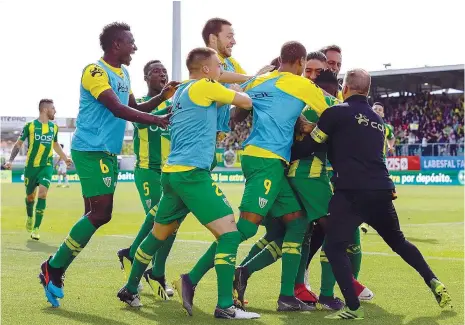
[264,179,271,195]
[143,182,150,196]
[100,159,109,174]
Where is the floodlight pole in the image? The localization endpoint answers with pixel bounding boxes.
[172,1,182,81]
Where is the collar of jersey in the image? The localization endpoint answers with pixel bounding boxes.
[344,94,368,103]
[99,58,124,78]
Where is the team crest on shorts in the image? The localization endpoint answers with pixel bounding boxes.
[258,197,268,209]
[146,199,152,209]
[103,177,112,187]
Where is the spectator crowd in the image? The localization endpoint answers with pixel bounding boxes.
[217,93,464,157]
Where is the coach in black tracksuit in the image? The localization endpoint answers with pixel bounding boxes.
[294,68,450,317]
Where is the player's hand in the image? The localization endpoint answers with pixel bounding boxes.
[65,158,72,167]
[296,115,316,134]
[4,161,12,170]
[255,64,275,76]
[161,81,181,100]
[229,84,243,92]
[151,114,171,129]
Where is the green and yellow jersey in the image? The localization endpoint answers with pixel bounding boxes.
[20,120,58,168]
[133,97,171,170]
[288,96,339,179]
[383,123,394,160]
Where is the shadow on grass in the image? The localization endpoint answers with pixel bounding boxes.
[7,240,58,254]
[43,308,129,325]
[406,237,439,245]
[122,299,268,325]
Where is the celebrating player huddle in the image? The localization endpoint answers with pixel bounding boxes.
[13,18,452,321]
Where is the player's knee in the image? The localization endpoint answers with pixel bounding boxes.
[26,194,35,202]
[285,215,308,236]
[237,217,259,241]
[87,197,114,228]
[38,191,48,199]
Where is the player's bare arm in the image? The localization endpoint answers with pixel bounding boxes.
[53,142,72,167]
[98,89,170,128]
[128,81,180,112]
[5,139,23,169]
[388,137,395,153]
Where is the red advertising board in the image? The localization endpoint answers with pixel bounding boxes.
[386,156,421,171]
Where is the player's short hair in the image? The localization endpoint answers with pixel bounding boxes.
[186,47,217,73]
[373,102,384,107]
[306,51,327,62]
[315,69,339,86]
[320,44,342,55]
[99,22,131,51]
[202,18,232,45]
[38,99,53,110]
[344,69,371,94]
[270,57,280,71]
[280,41,307,65]
[143,60,162,76]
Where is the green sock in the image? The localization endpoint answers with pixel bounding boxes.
[245,238,283,274]
[295,229,311,285]
[280,217,308,296]
[129,208,156,260]
[240,236,269,266]
[25,199,34,218]
[215,231,241,309]
[34,198,46,229]
[126,232,165,293]
[348,228,362,279]
[50,216,96,269]
[320,241,336,297]
[188,241,217,285]
[151,232,176,278]
[187,218,258,286]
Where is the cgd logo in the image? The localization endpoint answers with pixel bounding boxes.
[35,134,53,142]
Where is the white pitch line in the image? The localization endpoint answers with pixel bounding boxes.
[105,234,464,262]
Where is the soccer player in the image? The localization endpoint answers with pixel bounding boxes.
[38,22,177,308]
[202,18,273,132]
[5,99,71,240]
[360,102,396,234]
[117,59,175,299]
[55,145,70,188]
[117,47,259,320]
[202,18,246,133]
[298,68,452,320]
[304,51,327,81]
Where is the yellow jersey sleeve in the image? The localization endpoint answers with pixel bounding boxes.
[81,64,112,99]
[230,57,247,74]
[337,90,343,102]
[276,75,328,116]
[188,78,236,106]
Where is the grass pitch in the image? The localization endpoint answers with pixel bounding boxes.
[1,183,463,324]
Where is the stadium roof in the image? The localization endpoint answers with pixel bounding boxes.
[339,64,464,96]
